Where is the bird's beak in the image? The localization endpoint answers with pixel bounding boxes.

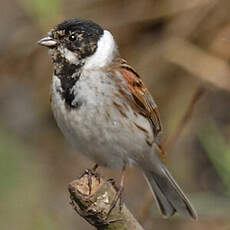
[37,35,57,48]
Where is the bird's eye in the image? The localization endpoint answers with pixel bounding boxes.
[69,34,76,41]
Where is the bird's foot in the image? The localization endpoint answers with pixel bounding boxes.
[79,164,100,195]
[106,178,124,218]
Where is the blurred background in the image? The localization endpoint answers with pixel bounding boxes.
[1,0,230,229]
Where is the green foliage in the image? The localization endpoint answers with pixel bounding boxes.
[0,128,58,230]
[199,121,230,195]
[20,0,62,28]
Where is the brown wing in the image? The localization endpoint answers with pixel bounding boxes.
[119,59,162,137]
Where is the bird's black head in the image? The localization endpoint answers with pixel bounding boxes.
[38,19,105,109]
[38,18,104,62]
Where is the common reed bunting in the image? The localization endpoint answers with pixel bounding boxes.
[38,18,197,220]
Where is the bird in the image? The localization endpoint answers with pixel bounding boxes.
[38,18,197,220]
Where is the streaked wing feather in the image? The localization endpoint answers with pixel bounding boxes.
[119,59,162,137]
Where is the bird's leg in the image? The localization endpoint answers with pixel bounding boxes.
[107,165,126,217]
[92,163,98,172]
[87,164,100,195]
[78,164,100,195]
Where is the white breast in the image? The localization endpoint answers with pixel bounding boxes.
[50,71,154,170]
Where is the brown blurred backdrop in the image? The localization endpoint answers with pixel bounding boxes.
[1,0,230,229]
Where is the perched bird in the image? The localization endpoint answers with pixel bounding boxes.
[38,18,197,220]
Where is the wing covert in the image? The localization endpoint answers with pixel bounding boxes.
[119,59,162,137]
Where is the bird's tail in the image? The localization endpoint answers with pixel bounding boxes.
[143,165,197,220]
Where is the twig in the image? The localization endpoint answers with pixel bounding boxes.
[68,171,144,230]
[164,86,205,151]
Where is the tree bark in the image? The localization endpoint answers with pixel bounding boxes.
[68,170,144,230]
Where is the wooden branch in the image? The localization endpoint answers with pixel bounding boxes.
[68,171,144,230]
[164,86,205,151]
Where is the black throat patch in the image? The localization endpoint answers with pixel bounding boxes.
[54,56,83,108]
